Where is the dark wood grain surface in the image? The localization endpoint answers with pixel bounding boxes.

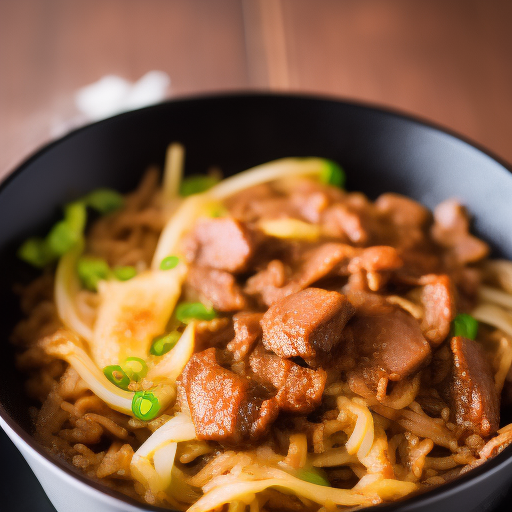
[1,1,512,511]
[1,0,512,179]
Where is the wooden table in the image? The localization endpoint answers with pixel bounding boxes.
[1,2,512,510]
[1,0,512,180]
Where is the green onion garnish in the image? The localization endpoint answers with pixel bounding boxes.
[320,160,346,188]
[18,188,126,269]
[46,220,80,255]
[85,188,125,214]
[150,331,181,356]
[175,302,217,323]
[46,201,87,255]
[113,265,137,281]
[123,357,148,382]
[77,255,110,291]
[17,237,56,268]
[103,365,131,390]
[452,313,479,340]
[160,255,180,271]
[296,468,330,487]
[64,201,87,233]
[132,391,160,420]
[179,175,220,197]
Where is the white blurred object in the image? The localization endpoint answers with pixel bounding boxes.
[75,71,171,121]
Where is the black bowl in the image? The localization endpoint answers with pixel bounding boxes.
[1,93,512,512]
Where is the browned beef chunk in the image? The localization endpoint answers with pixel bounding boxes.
[449,336,500,437]
[343,306,431,385]
[227,312,263,361]
[183,217,255,273]
[178,348,278,443]
[293,243,355,287]
[419,274,456,346]
[431,200,489,266]
[245,244,355,308]
[226,183,280,222]
[347,246,403,274]
[322,204,369,245]
[261,288,355,363]
[245,259,290,306]
[288,179,344,223]
[375,193,431,227]
[249,347,326,413]
[186,266,247,312]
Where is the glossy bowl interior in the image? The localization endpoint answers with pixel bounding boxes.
[1,93,512,512]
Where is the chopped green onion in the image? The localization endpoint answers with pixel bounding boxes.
[179,175,220,197]
[46,220,80,255]
[296,468,330,487]
[103,365,131,390]
[160,255,180,270]
[77,255,110,291]
[175,302,217,323]
[132,390,160,420]
[150,331,181,356]
[64,201,87,233]
[113,265,137,281]
[123,357,148,382]
[17,237,55,268]
[320,160,346,188]
[85,188,125,214]
[452,313,479,340]
[46,201,87,256]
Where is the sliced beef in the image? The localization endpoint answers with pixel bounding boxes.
[227,312,263,361]
[343,306,432,385]
[187,266,247,312]
[249,347,326,413]
[293,243,355,287]
[375,193,431,227]
[431,199,489,266]
[288,179,343,223]
[347,246,403,274]
[245,243,355,308]
[322,204,369,245]
[183,217,255,273]
[261,288,355,363]
[226,183,280,222]
[419,274,456,346]
[178,348,278,444]
[245,259,290,307]
[449,336,500,437]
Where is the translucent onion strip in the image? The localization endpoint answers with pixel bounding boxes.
[484,259,512,294]
[479,285,512,311]
[339,397,375,459]
[134,413,196,459]
[147,322,196,382]
[259,218,321,242]
[92,266,186,367]
[189,464,419,512]
[40,329,133,415]
[472,303,512,338]
[131,413,196,494]
[208,158,329,201]
[55,241,94,342]
[162,142,185,203]
[152,442,178,492]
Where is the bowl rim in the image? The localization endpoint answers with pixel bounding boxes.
[1,91,512,512]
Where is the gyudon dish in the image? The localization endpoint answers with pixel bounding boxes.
[11,144,512,511]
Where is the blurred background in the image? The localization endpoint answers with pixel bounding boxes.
[1,0,512,182]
